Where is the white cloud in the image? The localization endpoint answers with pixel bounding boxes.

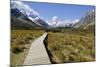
[72,19,79,24]
[52,16,58,21]
[11,1,39,17]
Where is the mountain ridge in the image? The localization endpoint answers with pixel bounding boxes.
[11,1,49,29]
[11,1,95,30]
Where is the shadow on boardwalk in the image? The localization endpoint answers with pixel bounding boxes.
[23,33,51,66]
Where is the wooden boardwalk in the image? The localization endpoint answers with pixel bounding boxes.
[23,33,51,65]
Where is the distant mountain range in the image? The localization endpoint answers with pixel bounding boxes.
[11,1,49,29]
[73,10,95,29]
[11,1,95,30]
[48,10,95,30]
[47,16,79,28]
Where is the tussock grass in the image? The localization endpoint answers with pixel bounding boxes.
[11,30,44,66]
[48,30,95,63]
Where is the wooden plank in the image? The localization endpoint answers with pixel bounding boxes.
[23,33,51,65]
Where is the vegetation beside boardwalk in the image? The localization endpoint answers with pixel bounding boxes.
[48,29,95,63]
[11,28,95,66]
[11,30,44,66]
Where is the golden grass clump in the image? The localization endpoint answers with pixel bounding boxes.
[48,30,95,63]
[11,30,44,66]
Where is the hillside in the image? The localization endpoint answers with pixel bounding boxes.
[73,10,95,30]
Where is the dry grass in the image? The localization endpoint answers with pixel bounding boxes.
[11,29,44,66]
[11,29,95,65]
[48,30,95,63]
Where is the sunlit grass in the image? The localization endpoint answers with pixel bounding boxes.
[11,29,95,65]
[48,30,95,63]
[11,29,44,66]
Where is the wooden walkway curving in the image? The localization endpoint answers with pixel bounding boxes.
[23,33,51,65]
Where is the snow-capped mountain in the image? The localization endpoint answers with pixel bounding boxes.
[11,1,49,28]
[47,16,79,28]
[73,9,95,29]
[11,1,95,30]
[48,9,95,29]
[11,1,39,19]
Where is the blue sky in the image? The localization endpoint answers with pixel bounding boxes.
[24,1,95,21]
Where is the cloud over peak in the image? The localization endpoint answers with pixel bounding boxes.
[11,1,39,17]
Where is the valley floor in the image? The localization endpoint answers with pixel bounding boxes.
[11,29,95,66]
[48,29,95,63]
